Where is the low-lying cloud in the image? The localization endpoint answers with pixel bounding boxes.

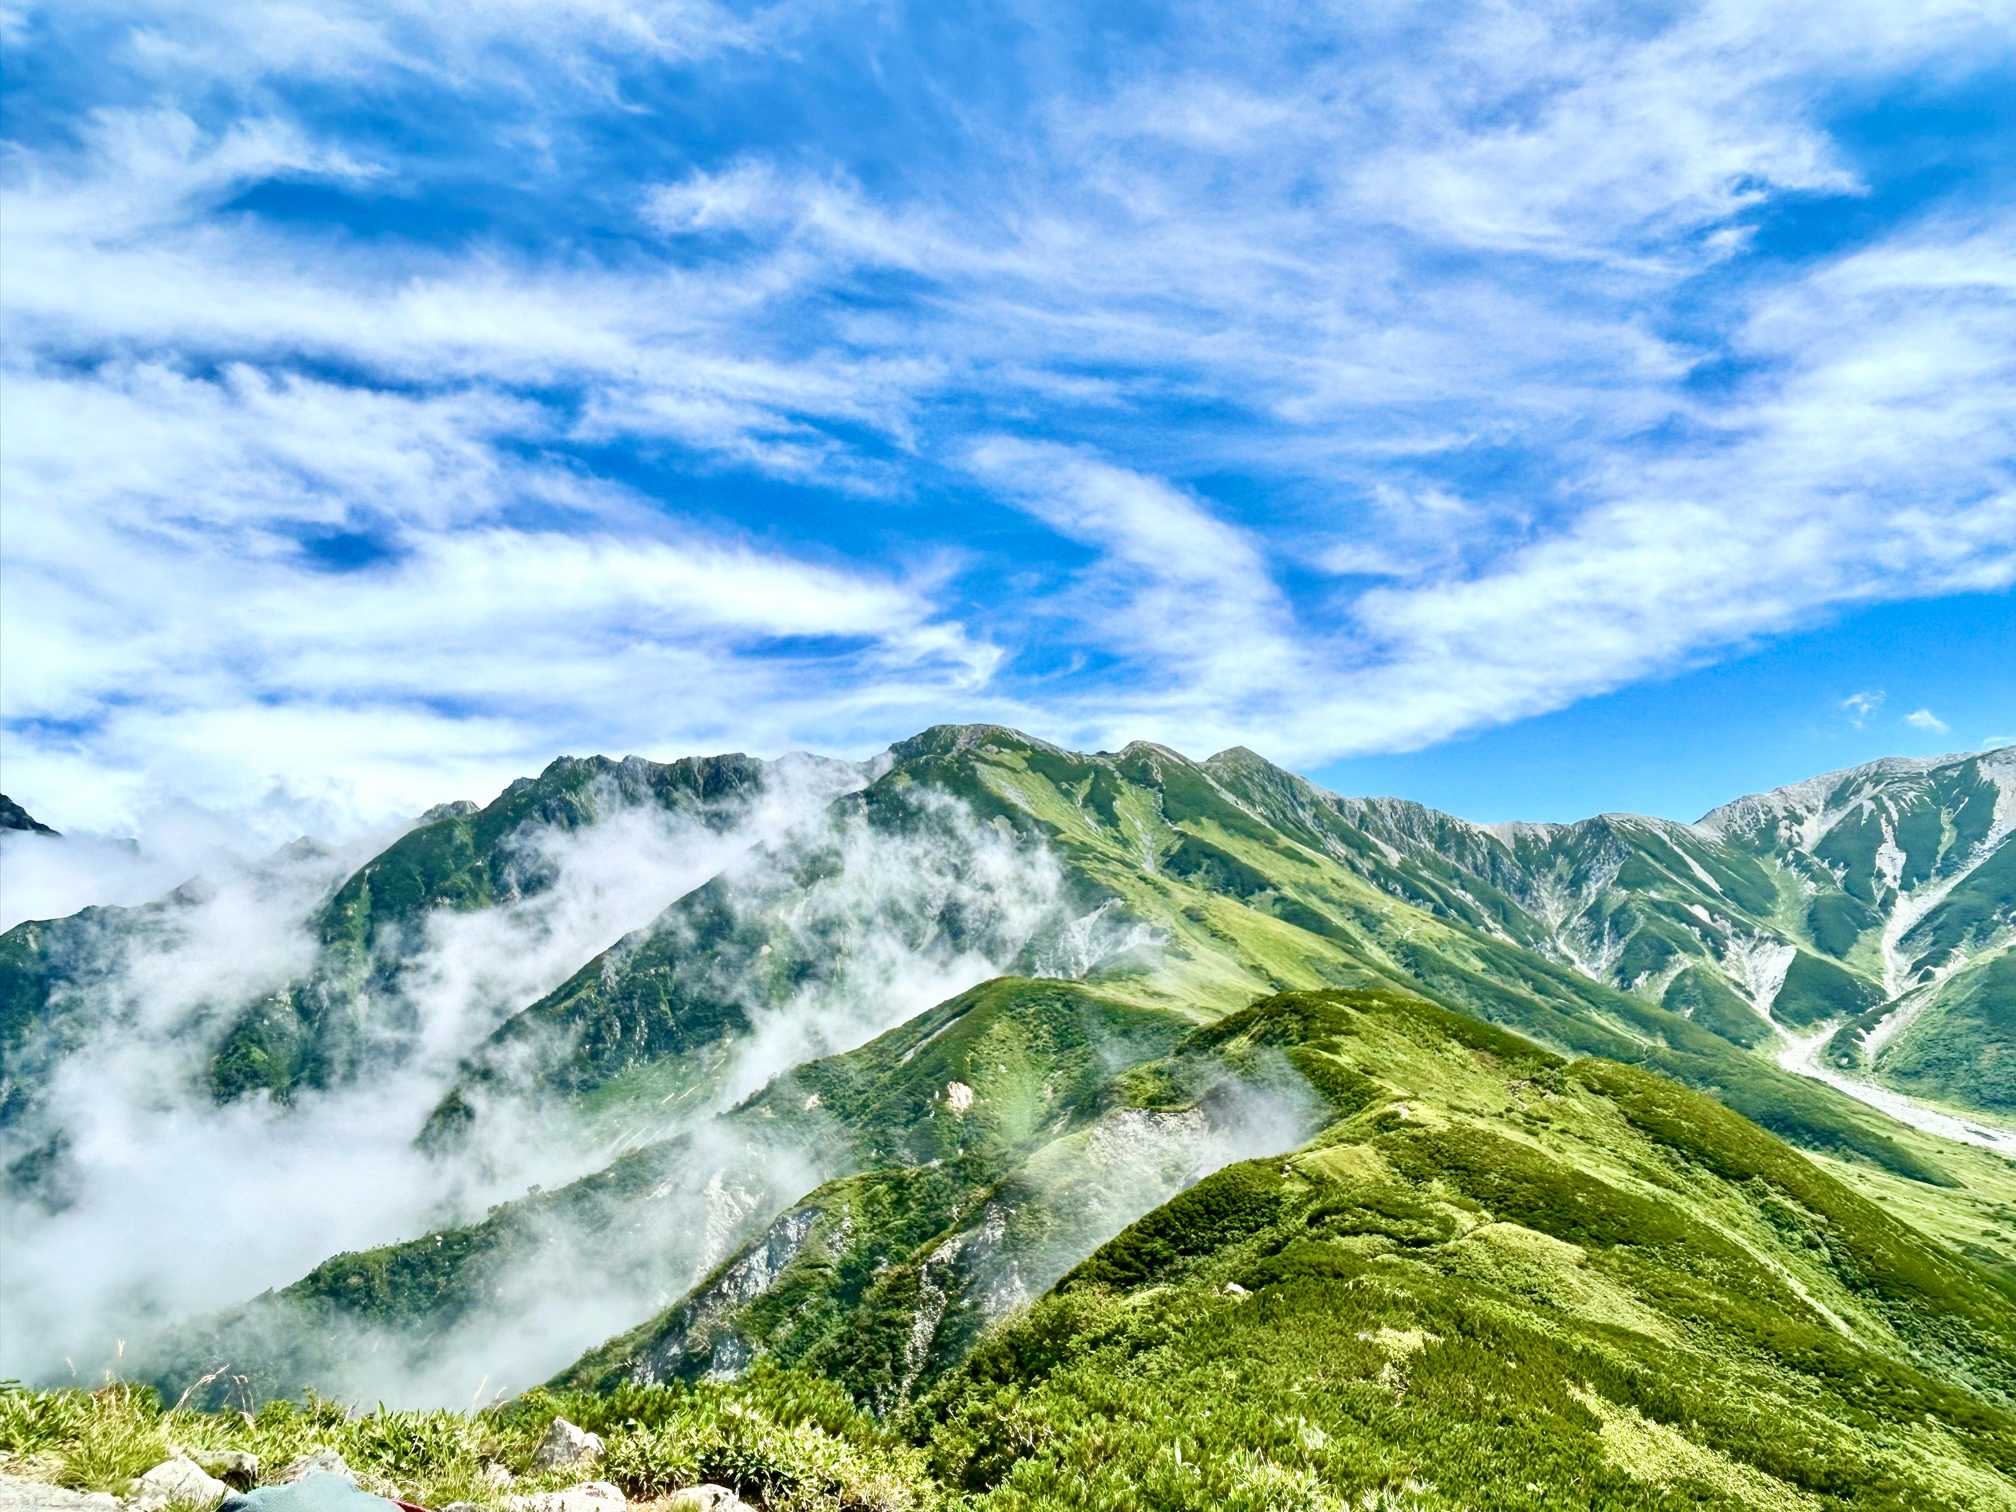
[0,764,857,1387]
[0,756,1153,1406]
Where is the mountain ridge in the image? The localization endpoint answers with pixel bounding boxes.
[5,725,2013,1433]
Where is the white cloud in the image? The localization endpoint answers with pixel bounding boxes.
[943,205,2016,763]
[643,161,791,235]
[2,0,2013,842]
[1904,708,1950,733]
[37,0,773,94]
[1843,691,1886,728]
[965,437,1306,702]
[0,350,995,838]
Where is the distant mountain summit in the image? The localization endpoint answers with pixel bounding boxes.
[0,795,57,836]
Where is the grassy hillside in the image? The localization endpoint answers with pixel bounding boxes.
[14,727,2015,1456]
[897,991,2016,1511]
[59,988,2016,1511]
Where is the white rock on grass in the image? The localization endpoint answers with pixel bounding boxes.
[663,1488,752,1512]
[506,1481,625,1512]
[0,1473,121,1512]
[529,1421,603,1475]
[129,1458,229,1511]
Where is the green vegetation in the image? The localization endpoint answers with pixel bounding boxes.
[1773,950,1883,1029]
[11,728,2016,1512]
[22,986,2016,1510]
[1879,951,2016,1114]
[897,990,2016,1511]
[0,1371,937,1512]
[563,988,2016,1510]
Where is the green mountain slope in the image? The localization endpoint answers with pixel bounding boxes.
[213,752,788,1103]
[0,753,790,1132]
[0,841,344,1138]
[426,726,1969,1181]
[542,988,2016,1510]
[138,977,1193,1403]
[13,725,2015,1449]
[896,991,2016,1511]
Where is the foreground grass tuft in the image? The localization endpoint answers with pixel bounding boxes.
[0,1371,938,1512]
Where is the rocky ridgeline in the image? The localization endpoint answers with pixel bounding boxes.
[0,1422,749,1512]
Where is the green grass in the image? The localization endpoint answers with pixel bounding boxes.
[29,985,2016,1512]
[892,991,2016,1511]
[0,1371,937,1512]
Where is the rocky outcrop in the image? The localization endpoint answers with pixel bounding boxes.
[273,1454,354,1486]
[129,1459,228,1511]
[178,1452,256,1489]
[528,1421,602,1476]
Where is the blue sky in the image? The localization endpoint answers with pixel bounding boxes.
[1,0,2012,840]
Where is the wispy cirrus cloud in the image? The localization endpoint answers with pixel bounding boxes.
[0,353,994,836]
[0,0,2011,849]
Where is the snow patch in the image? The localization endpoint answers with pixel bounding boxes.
[1776,1024,2016,1155]
[1722,936,1796,1019]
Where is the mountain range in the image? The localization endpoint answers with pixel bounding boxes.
[2,730,2012,1509]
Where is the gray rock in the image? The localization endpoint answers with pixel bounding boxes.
[505,1481,624,1512]
[0,1474,121,1512]
[662,1489,751,1512]
[129,1458,229,1510]
[528,1422,602,1476]
[480,1466,515,1491]
[271,1457,353,1488]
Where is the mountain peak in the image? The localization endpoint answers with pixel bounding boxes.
[1201,744,1274,773]
[0,794,58,836]
[1115,738,1197,765]
[1696,745,2013,837]
[885,723,1069,764]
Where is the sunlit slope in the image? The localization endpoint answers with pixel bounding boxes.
[855,728,1962,1180]
[896,991,2016,1512]
[1706,747,2015,1116]
[555,975,1282,1405]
